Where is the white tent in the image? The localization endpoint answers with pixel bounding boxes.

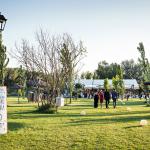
[75,79,139,89]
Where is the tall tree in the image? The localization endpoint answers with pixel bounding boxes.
[104,78,110,90]
[0,33,9,85]
[121,59,142,83]
[4,68,16,87]
[13,30,65,110]
[13,29,86,111]
[93,72,98,79]
[95,61,120,79]
[96,61,109,79]
[137,42,150,84]
[84,71,93,79]
[117,66,125,99]
[112,75,120,93]
[60,34,86,103]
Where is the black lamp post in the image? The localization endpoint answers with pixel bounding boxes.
[0,12,7,86]
[0,12,7,31]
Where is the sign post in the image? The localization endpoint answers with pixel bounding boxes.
[0,87,7,134]
[56,97,64,107]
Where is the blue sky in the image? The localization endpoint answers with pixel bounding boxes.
[1,0,150,72]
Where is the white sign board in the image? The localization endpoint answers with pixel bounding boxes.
[0,87,7,134]
[56,97,64,107]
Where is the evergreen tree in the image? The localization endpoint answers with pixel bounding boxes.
[137,42,150,85]
[0,32,9,85]
[60,43,74,103]
[112,75,120,93]
[104,78,110,90]
[137,42,150,98]
[117,66,125,99]
[60,37,86,103]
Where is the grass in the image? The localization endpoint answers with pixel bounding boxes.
[0,97,150,150]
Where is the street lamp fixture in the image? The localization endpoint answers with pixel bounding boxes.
[0,12,7,31]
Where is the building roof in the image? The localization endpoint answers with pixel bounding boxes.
[75,79,139,89]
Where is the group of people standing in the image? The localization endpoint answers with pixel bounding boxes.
[94,89,118,109]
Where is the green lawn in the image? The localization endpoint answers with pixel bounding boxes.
[0,97,150,150]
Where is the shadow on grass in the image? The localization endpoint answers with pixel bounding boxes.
[7,109,150,121]
[7,105,35,108]
[65,115,150,126]
[8,122,25,131]
[122,100,145,106]
[8,112,82,119]
[8,110,38,114]
[124,125,142,129]
[61,105,93,110]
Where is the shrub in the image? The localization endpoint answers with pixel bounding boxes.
[38,104,57,114]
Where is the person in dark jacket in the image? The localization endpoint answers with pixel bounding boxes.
[94,91,99,108]
[111,89,118,108]
[104,89,111,109]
